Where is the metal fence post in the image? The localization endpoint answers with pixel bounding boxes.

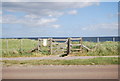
[113,37,115,42]
[97,37,100,42]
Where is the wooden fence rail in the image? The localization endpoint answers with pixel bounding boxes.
[3,38,91,55]
[37,37,84,55]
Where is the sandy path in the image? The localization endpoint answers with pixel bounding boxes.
[2,65,118,79]
[1,56,118,60]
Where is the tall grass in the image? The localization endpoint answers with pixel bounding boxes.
[1,39,119,57]
[2,39,38,57]
[82,41,118,56]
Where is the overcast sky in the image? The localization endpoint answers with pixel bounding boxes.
[1,1,118,37]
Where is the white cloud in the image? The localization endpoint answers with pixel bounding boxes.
[2,15,19,23]
[52,24,60,28]
[37,18,57,25]
[0,16,2,23]
[2,2,99,17]
[24,14,39,19]
[3,15,58,27]
[0,11,2,15]
[3,0,100,2]
[0,11,2,23]
[6,0,118,3]
[81,23,118,31]
[80,23,118,36]
[100,23,118,29]
[2,2,100,28]
[44,10,64,17]
[68,10,77,15]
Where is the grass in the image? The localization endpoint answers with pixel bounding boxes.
[1,39,119,57]
[71,41,119,56]
[2,57,119,66]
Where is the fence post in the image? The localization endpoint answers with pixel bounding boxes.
[20,39,23,52]
[38,38,40,53]
[67,38,71,55]
[50,38,52,54]
[97,37,100,42]
[80,37,83,53]
[6,39,8,53]
[113,37,115,42]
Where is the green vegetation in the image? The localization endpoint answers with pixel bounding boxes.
[72,41,119,56]
[2,39,38,57]
[1,39,119,57]
[2,57,119,66]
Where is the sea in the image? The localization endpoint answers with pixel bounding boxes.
[1,36,120,42]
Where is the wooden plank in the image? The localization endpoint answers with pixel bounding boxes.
[71,38,82,40]
[71,44,82,46]
[82,45,91,51]
[72,52,81,53]
[52,47,67,49]
[52,39,68,41]
[52,43,59,45]
[71,49,81,51]
[52,43,66,45]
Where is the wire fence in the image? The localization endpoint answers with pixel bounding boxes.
[1,37,119,54]
[1,39,38,54]
[0,37,119,57]
[1,37,119,51]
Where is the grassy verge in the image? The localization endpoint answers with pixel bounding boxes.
[2,57,119,66]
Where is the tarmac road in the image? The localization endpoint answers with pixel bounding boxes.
[2,65,118,79]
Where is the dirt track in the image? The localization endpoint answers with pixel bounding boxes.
[1,56,118,60]
[2,65,118,79]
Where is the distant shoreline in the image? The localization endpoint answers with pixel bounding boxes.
[1,36,119,42]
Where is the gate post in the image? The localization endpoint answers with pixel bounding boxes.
[67,38,71,55]
[50,38,53,54]
[80,37,83,53]
[38,38,40,53]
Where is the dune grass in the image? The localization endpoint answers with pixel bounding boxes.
[73,41,119,56]
[2,57,119,66]
[1,39,119,57]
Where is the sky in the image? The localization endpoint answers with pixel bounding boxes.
[1,1,119,37]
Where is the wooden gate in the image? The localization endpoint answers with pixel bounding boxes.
[30,37,90,55]
[37,38,68,55]
[50,38,68,54]
[70,38,83,53]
